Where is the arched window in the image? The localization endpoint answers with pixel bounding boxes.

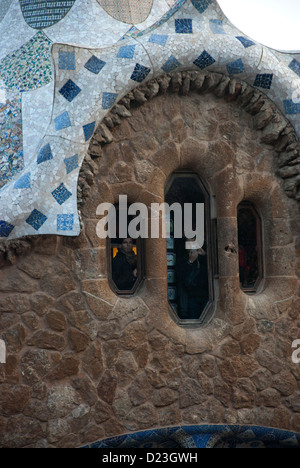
[237,202,263,293]
[165,172,215,325]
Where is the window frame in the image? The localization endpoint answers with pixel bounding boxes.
[164,171,216,326]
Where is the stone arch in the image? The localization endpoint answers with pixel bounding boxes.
[80,68,299,335]
[83,70,300,204]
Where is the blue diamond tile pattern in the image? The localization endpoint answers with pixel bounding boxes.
[254,74,273,89]
[83,121,96,141]
[84,55,106,74]
[37,143,53,165]
[209,19,225,34]
[117,44,136,59]
[236,36,256,48]
[57,214,74,231]
[193,50,216,70]
[227,58,245,75]
[59,51,75,70]
[102,92,118,110]
[284,99,300,115]
[148,34,168,46]
[191,0,212,14]
[52,183,72,205]
[130,63,151,83]
[26,209,47,231]
[175,18,193,34]
[289,59,300,78]
[1,0,300,242]
[59,79,81,102]
[55,111,71,131]
[0,220,14,237]
[64,154,78,174]
[162,55,181,73]
[14,172,31,189]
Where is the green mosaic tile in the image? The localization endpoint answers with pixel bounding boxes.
[0,95,23,189]
[0,31,52,93]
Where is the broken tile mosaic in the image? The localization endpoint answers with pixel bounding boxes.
[148,34,168,46]
[227,58,245,75]
[289,59,300,78]
[102,92,118,110]
[162,55,181,73]
[19,0,77,29]
[84,56,106,74]
[14,172,31,189]
[52,183,72,205]
[0,0,13,23]
[0,220,14,237]
[37,143,53,165]
[130,63,151,83]
[209,19,225,34]
[0,31,52,93]
[284,99,300,115]
[26,209,48,231]
[253,73,273,90]
[191,0,212,14]
[55,111,71,131]
[175,18,193,34]
[236,36,256,48]
[59,51,76,70]
[97,0,153,24]
[117,45,136,59]
[0,0,300,241]
[64,154,79,174]
[83,121,96,141]
[193,50,216,70]
[0,95,23,188]
[57,213,74,231]
[59,79,82,102]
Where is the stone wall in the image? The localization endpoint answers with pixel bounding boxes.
[0,72,300,448]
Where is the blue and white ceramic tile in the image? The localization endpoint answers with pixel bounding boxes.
[0,0,299,240]
[80,425,300,448]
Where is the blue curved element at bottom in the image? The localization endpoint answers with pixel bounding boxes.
[82,425,300,448]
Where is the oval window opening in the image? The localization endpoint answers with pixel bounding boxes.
[165,172,214,325]
[238,202,263,294]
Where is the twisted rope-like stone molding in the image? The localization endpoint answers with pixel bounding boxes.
[80,70,300,206]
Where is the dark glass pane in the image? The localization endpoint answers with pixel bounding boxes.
[111,237,138,291]
[109,206,141,294]
[165,175,210,321]
[238,203,262,292]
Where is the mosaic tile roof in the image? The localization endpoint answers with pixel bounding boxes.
[0,0,299,240]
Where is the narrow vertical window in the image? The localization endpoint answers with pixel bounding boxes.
[165,173,214,324]
[238,202,263,293]
[108,203,143,295]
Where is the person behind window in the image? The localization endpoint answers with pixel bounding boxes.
[112,237,137,291]
[176,240,209,319]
